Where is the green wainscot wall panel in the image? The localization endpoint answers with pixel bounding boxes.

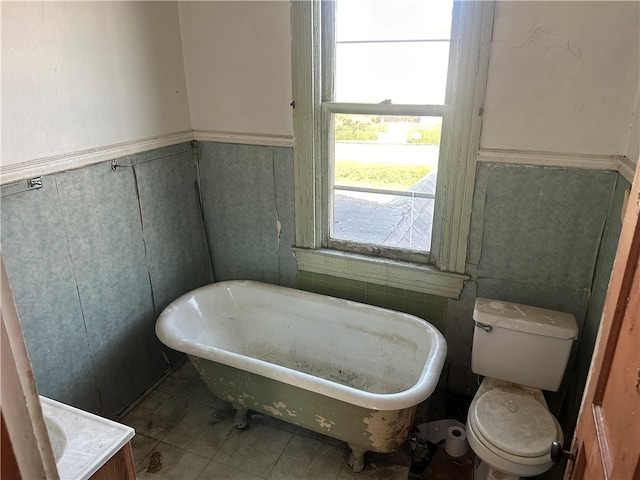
[298,271,447,332]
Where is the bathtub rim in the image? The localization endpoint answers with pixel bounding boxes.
[156,280,447,411]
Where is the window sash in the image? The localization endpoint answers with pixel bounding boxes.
[323,103,449,117]
[323,105,447,261]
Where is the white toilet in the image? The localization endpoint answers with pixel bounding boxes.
[466,298,579,480]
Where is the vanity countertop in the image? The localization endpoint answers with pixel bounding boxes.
[40,396,135,480]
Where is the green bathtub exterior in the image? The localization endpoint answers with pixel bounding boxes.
[189,354,416,471]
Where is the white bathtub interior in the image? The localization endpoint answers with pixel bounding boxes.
[161,282,440,394]
[157,281,447,412]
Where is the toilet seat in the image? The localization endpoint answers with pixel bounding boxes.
[467,417,559,477]
[466,378,563,477]
[472,388,559,457]
[468,408,562,464]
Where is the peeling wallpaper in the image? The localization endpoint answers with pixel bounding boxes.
[0,142,626,435]
[1,144,210,416]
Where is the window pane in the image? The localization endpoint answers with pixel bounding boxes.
[335,42,450,104]
[336,0,453,42]
[331,114,441,253]
[334,0,453,104]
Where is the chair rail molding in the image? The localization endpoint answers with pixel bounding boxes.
[477,148,636,182]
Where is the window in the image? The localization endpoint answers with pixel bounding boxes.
[328,0,452,261]
[291,0,494,298]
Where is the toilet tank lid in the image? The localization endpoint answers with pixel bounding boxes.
[473,298,578,340]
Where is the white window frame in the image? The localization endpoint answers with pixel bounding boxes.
[291,0,495,299]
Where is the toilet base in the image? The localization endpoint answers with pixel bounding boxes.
[474,456,520,480]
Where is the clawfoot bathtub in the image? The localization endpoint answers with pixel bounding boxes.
[156,281,446,472]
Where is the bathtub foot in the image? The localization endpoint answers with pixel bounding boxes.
[347,444,366,472]
[233,407,249,429]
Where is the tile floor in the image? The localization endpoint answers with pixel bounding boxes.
[119,360,566,480]
[120,360,412,480]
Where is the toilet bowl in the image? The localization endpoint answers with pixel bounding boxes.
[466,378,563,479]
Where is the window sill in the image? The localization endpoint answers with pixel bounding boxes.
[292,248,468,299]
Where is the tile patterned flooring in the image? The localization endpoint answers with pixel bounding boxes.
[120,361,411,480]
[119,360,564,480]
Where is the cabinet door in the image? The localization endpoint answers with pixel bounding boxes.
[90,443,137,480]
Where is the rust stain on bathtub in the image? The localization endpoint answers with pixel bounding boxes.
[363,408,414,452]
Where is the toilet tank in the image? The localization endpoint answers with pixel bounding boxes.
[472,298,579,392]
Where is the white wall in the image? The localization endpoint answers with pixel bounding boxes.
[3,1,637,168]
[625,88,640,163]
[481,1,639,156]
[1,1,191,167]
[178,1,293,138]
